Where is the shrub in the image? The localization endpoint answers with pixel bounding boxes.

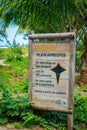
[0,88,87,129]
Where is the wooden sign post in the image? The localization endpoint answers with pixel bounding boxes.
[28,32,76,130]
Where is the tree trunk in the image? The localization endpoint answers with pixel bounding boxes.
[79,36,87,84]
[80,66,87,84]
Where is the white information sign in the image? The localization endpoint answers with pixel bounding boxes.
[29,33,76,114]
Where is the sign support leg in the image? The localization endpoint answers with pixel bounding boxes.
[68,114,73,130]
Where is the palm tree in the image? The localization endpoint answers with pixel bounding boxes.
[73,3,87,84]
[0,30,7,46]
[0,0,87,83]
[79,33,87,84]
[0,0,77,32]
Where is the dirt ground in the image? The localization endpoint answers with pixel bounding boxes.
[0,59,6,66]
[0,123,58,130]
[0,123,46,130]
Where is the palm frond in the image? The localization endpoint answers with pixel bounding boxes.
[0,0,87,32]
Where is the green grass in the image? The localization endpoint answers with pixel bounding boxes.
[0,48,10,59]
[76,84,87,92]
[0,57,28,94]
[0,46,28,59]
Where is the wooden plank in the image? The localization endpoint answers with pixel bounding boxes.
[28,31,35,114]
[28,32,75,39]
[68,38,76,109]
[30,104,73,114]
[32,43,70,61]
[32,60,70,70]
[33,42,70,51]
[29,41,71,111]
[28,39,33,102]
[32,86,69,97]
[32,91,69,108]
[32,51,70,60]
[32,77,69,88]
[32,68,69,79]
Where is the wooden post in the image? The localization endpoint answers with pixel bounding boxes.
[28,31,34,114]
[67,37,76,130]
[28,32,76,129]
[68,114,73,130]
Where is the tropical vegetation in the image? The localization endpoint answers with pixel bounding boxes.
[0,0,87,129]
[0,0,87,83]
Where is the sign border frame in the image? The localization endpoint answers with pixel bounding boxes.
[28,32,76,114]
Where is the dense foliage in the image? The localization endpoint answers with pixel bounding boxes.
[0,0,74,32]
[0,0,87,33]
[0,87,87,129]
[0,0,87,129]
[0,48,87,129]
[0,1,87,75]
